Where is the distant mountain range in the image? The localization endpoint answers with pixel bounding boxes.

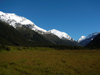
[0,11,100,48]
[86,33,100,49]
[78,32,100,48]
[0,11,80,46]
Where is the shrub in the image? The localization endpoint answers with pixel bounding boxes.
[5,47,10,51]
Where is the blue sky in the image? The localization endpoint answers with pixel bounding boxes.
[0,0,100,40]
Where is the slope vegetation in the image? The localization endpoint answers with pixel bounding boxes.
[0,21,33,46]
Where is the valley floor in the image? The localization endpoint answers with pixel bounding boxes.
[0,48,100,75]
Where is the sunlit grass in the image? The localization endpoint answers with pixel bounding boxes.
[0,47,100,75]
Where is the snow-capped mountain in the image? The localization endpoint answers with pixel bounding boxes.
[48,29,74,41]
[0,11,74,41]
[78,36,86,42]
[0,11,47,34]
[86,33,100,48]
[78,32,100,46]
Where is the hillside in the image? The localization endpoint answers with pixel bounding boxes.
[16,26,52,45]
[78,32,100,46]
[0,21,33,46]
[86,33,100,49]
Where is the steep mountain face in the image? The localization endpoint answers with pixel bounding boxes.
[78,32,100,46]
[48,29,74,41]
[86,33,100,48]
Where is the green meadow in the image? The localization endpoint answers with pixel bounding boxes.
[0,47,100,75]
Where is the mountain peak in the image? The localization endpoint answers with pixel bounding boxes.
[78,36,86,42]
[0,11,47,33]
[48,29,74,41]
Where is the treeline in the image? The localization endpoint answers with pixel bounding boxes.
[0,45,10,52]
[0,44,86,51]
[27,44,86,50]
[48,45,86,50]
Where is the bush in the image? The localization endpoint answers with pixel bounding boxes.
[0,45,10,51]
[5,47,10,51]
[17,47,22,51]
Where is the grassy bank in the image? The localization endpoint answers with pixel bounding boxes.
[0,47,100,75]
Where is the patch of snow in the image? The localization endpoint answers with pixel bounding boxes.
[91,38,93,40]
[32,25,47,33]
[0,11,34,25]
[78,36,86,43]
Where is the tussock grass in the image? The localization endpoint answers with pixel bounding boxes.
[0,47,100,75]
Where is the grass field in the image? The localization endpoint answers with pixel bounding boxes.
[0,47,100,75]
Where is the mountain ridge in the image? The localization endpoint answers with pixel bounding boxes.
[48,29,74,41]
[0,11,74,41]
[78,32,100,46]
